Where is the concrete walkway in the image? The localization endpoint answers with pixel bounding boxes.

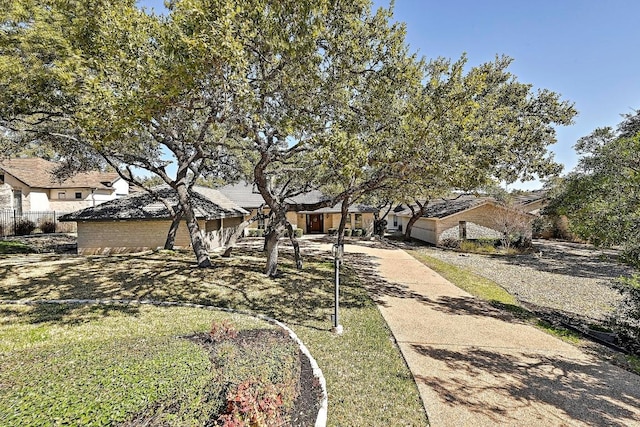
[341,242,640,427]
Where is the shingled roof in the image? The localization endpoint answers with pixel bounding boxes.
[395,195,494,219]
[512,190,547,206]
[217,182,330,208]
[395,193,542,219]
[0,158,119,190]
[59,186,247,222]
[217,181,378,213]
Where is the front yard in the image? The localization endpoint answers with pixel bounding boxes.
[0,240,428,426]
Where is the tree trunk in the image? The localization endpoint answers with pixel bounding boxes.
[164,212,182,250]
[220,214,261,258]
[286,222,303,269]
[404,202,426,241]
[175,183,211,267]
[336,197,350,247]
[264,228,281,277]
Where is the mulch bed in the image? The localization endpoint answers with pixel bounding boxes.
[189,329,322,426]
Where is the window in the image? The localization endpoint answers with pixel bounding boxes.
[0,174,4,184]
[354,213,362,228]
[75,192,82,199]
[13,190,22,216]
[393,215,398,227]
[58,192,66,199]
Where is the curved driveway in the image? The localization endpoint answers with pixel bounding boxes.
[331,240,640,427]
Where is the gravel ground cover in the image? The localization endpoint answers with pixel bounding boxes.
[414,239,637,323]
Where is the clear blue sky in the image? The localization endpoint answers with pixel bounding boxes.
[138,0,640,189]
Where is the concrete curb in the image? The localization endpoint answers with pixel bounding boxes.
[2,298,328,427]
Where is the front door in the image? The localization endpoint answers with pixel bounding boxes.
[307,214,323,233]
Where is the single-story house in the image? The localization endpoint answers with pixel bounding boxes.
[0,158,129,214]
[512,190,547,214]
[60,186,247,255]
[217,182,378,234]
[392,195,536,245]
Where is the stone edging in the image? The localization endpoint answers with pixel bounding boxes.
[2,298,329,427]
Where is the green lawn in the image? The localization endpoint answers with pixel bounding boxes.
[1,304,291,426]
[0,245,428,426]
[0,240,35,254]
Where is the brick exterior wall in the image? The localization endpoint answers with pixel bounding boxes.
[402,203,532,245]
[77,219,205,255]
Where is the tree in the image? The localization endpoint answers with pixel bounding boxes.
[226,1,423,275]
[389,55,576,239]
[1,0,253,267]
[546,109,640,265]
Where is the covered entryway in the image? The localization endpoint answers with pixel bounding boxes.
[307,214,324,233]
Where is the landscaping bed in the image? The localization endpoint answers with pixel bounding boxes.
[0,303,321,426]
[1,234,77,254]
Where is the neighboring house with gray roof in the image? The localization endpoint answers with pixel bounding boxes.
[0,158,128,214]
[60,186,247,255]
[391,194,536,245]
[217,182,378,234]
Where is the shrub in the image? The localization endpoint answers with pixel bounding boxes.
[15,219,36,236]
[294,228,303,238]
[328,228,337,236]
[344,228,352,237]
[609,276,640,354]
[217,379,286,427]
[210,320,238,342]
[459,239,500,254]
[352,229,363,237]
[255,229,264,237]
[459,240,477,252]
[439,238,460,249]
[40,220,56,234]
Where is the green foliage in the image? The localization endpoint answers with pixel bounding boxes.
[0,240,36,254]
[410,251,519,307]
[535,320,582,344]
[0,306,221,426]
[609,275,640,354]
[459,240,497,254]
[546,110,640,264]
[0,305,304,426]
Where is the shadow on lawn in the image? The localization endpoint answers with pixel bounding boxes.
[0,302,143,325]
[411,344,640,426]
[0,242,367,331]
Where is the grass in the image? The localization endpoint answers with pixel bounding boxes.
[0,240,35,254]
[0,244,427,426]
[409,251,519,307]
[0,304,287,426]
[407,250,586,339]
